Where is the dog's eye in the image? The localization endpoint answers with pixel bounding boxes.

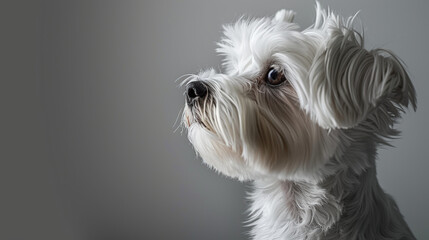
[266,68,286,86]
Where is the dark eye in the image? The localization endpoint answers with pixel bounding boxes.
[266,68,286,86]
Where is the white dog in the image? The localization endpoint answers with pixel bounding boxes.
[180,3,416,239]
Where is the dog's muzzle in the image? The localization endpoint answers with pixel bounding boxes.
[186,81,209,107]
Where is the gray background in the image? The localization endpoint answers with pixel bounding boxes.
[2,0,428,239]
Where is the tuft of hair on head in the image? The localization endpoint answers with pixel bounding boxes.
[272,9,296,24]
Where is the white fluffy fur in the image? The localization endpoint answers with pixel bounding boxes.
[180,2,416,239]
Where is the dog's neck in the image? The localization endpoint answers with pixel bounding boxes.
[248,133,415,240]
[248,177,342,239]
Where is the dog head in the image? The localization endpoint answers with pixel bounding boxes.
[181,3,416,182]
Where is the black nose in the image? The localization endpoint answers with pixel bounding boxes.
[186,81,208,105]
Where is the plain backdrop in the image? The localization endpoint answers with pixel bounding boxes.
[2,0,428,239]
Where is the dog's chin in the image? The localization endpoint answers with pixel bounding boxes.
[184,116,255,181]
[183,102,258,180]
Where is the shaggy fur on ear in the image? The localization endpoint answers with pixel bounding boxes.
[301,3,416,129]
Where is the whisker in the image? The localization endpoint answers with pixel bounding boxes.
[178,74,198,87]
[173,108,185,134]
[175,73,193,83]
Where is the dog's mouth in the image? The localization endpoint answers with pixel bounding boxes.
[183,97,215,131]
[183,107,201,128]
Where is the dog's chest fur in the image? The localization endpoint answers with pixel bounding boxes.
[248,131,415,240]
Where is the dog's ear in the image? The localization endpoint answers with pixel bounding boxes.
[272,9,295,24]
[304,6,416,129]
